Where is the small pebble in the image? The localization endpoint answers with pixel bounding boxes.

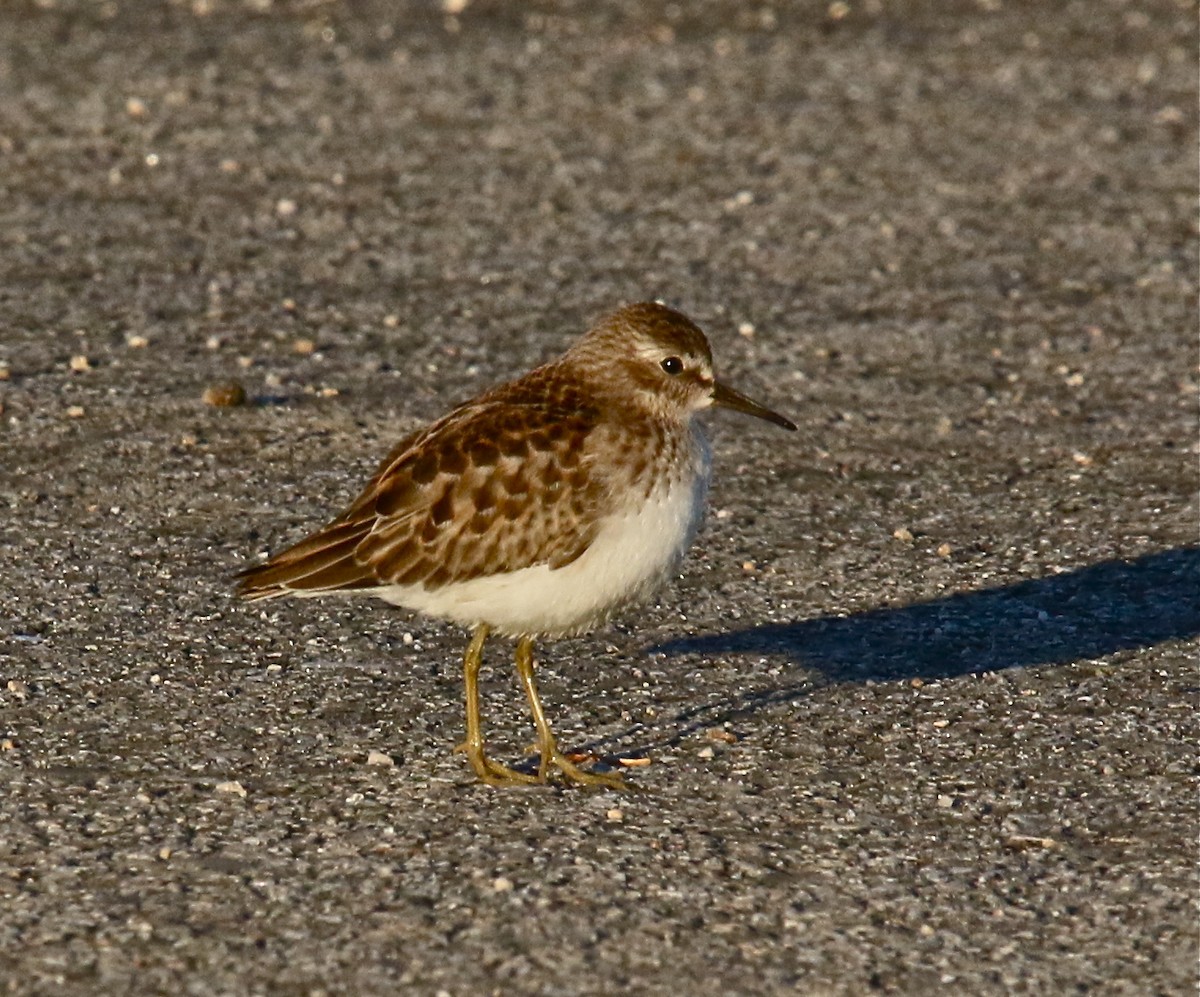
[69,355,91,372]
[215,780,247,797]
[366,750,395,767]
[126,97,148,118]
[893,527,914,542]
[618,757,651,768]
[936,542,953,558]
[606,808,624,822]
[66,405,86,419]
[491,877,514,892]
[706,728,737,744]
[293,338,316,355]
[126,334,149,348]
[203,381,246,407]
[1003,835,1058,850]
[698,746,715,759]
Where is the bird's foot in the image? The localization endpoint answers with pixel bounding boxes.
[540,749,626,790]
[455,741,540,787]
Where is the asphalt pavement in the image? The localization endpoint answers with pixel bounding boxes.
[1,1,1197,994]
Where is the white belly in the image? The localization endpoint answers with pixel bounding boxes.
[377,435,711,637]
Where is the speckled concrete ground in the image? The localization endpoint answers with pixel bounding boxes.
[1,1,1197,994]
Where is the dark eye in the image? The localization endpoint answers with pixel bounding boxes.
[660,356,684,375]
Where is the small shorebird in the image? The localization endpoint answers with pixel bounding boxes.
[237,302,795,788]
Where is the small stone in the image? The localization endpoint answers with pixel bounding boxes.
[125,97,148,118]
[936,542,953,558]
[203,381,246,407]
[828,1,850,19]
[293,338,316,356]
[275,198,298,217]
[0,739,15,751]
[737,322,755,338]
[366,750,395,767]
[69,355,91,372]
[0,364,9,380]
[215,780,247,797]
[606,808,623,822]
[936,794,954,808]
[742,560,757,572]
[66,405,86,419]
[158,846,173,860]
[698,746,715,759]
[893,527,914,542]
[126,334,149,348]
[706,728,737,744]
[491,877,514,892]
[1003,834,1057,850]
[1072,451,1093,467]
[617,756,651,768]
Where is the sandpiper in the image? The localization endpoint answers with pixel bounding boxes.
[237,302,795,788]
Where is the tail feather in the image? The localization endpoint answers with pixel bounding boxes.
[236,520,377,599]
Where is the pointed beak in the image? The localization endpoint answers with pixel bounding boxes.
[711,380,797,431]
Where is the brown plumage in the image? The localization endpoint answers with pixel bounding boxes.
[237,373,607,600]
[236,302,795,788]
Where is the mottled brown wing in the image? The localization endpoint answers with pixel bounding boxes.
[236,398,607,600]
[359,399,605,588]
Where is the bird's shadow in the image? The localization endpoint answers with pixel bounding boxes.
[578,546,1200,763]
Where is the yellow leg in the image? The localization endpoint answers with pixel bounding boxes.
[455,624,538,787]
[514,636,625,790]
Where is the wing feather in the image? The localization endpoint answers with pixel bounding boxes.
[236,372,609,602]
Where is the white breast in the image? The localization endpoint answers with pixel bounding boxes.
[378,426,711,637]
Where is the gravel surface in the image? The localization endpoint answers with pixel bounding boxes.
[1,1,1197,994]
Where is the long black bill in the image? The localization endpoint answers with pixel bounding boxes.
[711,381,797,431]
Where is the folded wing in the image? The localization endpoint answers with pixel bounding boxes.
[236,395,605,601]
